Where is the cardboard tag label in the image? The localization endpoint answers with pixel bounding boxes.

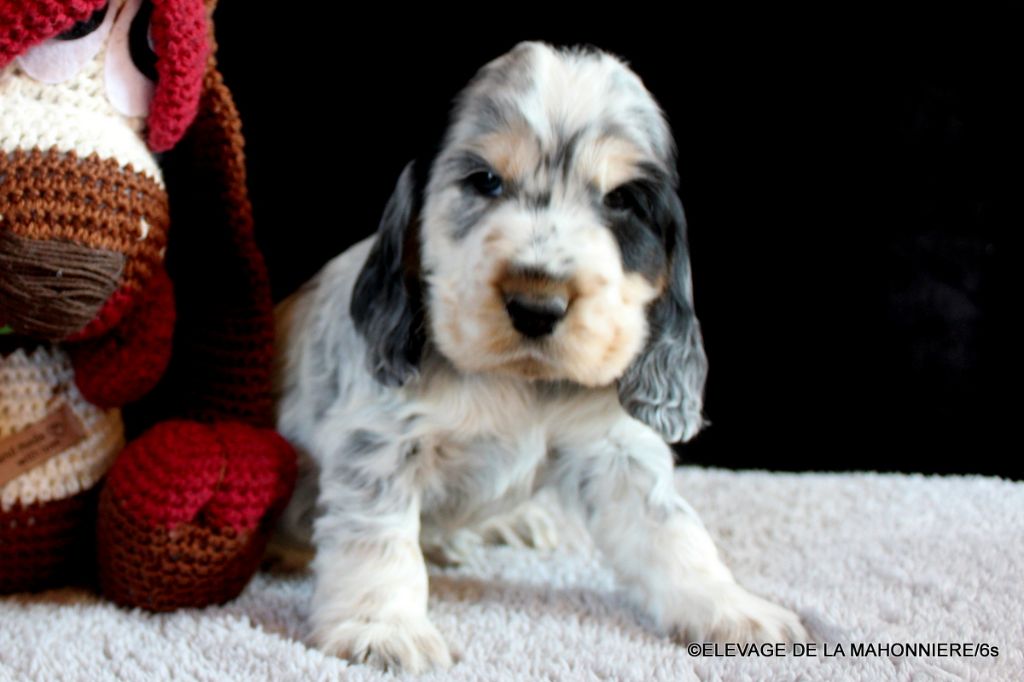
[0,403,87,487]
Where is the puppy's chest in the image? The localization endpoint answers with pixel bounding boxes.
[414,379,567,525]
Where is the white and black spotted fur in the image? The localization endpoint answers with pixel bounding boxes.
[273,42,806,673]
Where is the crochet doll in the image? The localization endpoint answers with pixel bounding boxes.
[0,0,295,609]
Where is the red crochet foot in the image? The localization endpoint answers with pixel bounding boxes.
[96,420,295,611]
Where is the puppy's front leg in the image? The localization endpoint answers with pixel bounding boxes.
[553,417,807,644]
[310,432,451,673]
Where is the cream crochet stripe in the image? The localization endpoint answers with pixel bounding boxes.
[0,19,164,186]
[0,347,123,511]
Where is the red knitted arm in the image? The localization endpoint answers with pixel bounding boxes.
[70,267,176,408]
[147,0,207,152]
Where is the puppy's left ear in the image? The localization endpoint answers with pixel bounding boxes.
[617,188,708,443]
[350,162,426,387]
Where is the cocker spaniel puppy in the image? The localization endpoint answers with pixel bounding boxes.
[272,41,806,672]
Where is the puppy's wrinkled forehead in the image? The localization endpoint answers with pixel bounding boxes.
[438,42,674,192]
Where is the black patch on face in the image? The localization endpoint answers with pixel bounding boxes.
[599,169,674,283]
[607,211,667,283]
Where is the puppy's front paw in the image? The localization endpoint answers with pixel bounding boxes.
[665,582,807,644]
[313,616,453,673]
[476,499,559,550]
[422,527,485,566]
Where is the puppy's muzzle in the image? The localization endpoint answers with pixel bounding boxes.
[498,267,571,339]
[504,293,568,338]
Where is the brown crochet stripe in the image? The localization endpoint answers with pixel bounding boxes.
[0,148,170,296]
[0,487,99,594]
[96,486,271,611]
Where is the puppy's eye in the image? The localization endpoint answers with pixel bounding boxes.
[466,171,503,198]
[129,0,158,81]
[605,183,657,225]
[56,3,109,40]
[604,186,636,213]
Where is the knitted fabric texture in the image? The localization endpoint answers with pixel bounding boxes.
[0,0,208,153]
[147,0,208,152]
[0,487,100,592]
[0,347,124,511]
[0,346,123,593]
[69,267,176,408]
[97,421,294,610]
[151,60,278,428]
[0,30,164,181]
[0,0,295,607]
[0,230,124,339]
[92,48,298,606]
[0,0,107,69]
[0,149,169,280]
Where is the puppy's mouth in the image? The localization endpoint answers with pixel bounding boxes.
[494,352,562,381]
[455,324,564,380]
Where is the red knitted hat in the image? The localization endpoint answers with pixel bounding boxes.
[0,0,107,67]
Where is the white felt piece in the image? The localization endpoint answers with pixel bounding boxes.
[0,0,161,184]
[104,0,154,118]
[0,468,1020,681]
[15,1,117,85]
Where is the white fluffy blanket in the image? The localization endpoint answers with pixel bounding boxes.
[1,468,1021,681]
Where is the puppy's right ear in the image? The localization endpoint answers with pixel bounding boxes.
[350,162,425,387]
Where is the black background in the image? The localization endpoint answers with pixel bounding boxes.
[213,8,1012,477]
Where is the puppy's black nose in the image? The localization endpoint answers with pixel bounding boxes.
[505,294,568,338]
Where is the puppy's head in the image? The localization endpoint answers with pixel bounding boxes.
[352,42,707,443]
